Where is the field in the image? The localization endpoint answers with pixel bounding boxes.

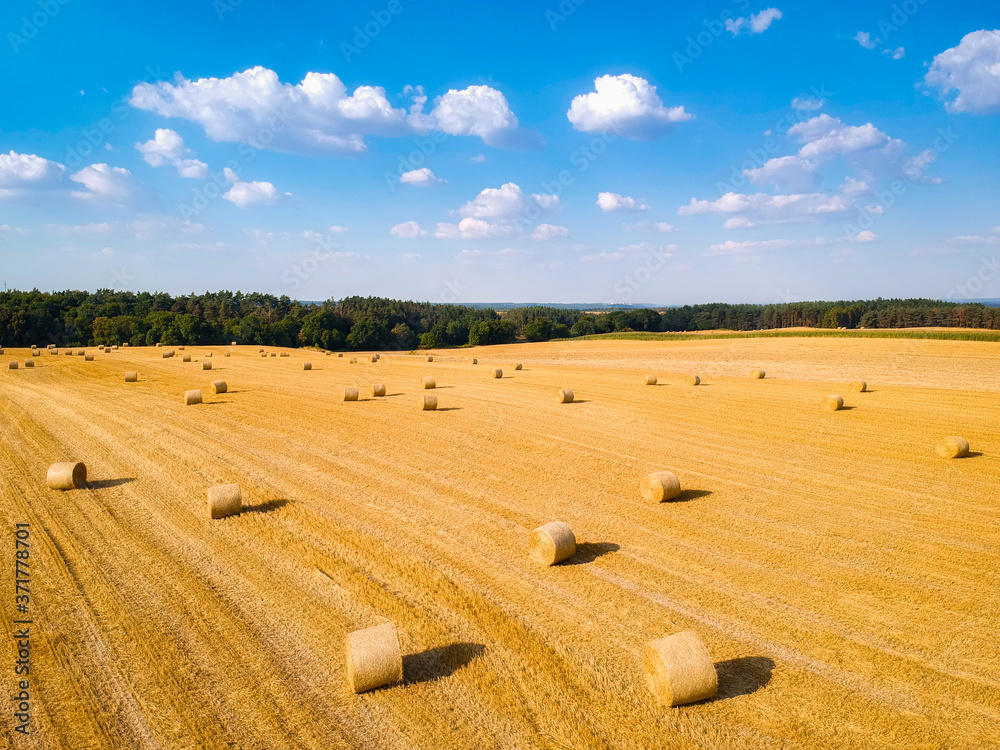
[2,338,999,749]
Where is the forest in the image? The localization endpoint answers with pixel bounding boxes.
[0,289,997,349]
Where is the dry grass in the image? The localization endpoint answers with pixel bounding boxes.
[0,341,997,749]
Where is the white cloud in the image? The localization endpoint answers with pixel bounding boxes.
[791,96,825,111]
[727,8,783,35]
[628,220,674,233]
[458,182,559,220]
[222,168,289,208]
[743,155,818,190]
[328,225,349,234]
[0,151,66,196]
[708,237,825,255]
[925,30,1000,114]
[851,230,878,243]
[131,67,535,155]
[390,221,428,238]
[597,192,649,212]
[471,154,486,162]
[884,47,905,60]
[855,31,876,50]
[567,74,693,139]
[135,129,208,178]
[434,217,512,239]
[399,167,445,187]
[531,223,570,241]
[69,164,141,203]
[680,191,849,227]
[581,252,626,262]
[789,115,897,158]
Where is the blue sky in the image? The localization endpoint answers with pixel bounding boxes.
[1,0,998,304]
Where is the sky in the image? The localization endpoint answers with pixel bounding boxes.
[1,0,998,305]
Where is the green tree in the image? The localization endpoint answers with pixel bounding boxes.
[468,319,515,346]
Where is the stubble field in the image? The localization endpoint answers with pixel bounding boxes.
[1,337,998,749]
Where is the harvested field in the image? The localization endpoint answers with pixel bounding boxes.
[1,340,998,749]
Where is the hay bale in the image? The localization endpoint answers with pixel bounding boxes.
[937,436,970,459]
[207,484,241,519]
[0,348,4,355]
[231,341,237,346]
[64,350,72,356]
[224,353,230,358]
[823,394,844,411]
[205,353,213,358]
[279,353,289,358]
[203,361,212,371]
[644,374,657,385]
[31,350,39,357]
[325,352,331,356]
[470,358,478,364]
[528,521,576,566]
[77,349,85,356]
[8,361,17,370]
[346,622,403,694]
[641,471,681,502]
[849,380,867,393]
[420,394,438,411]
[491,368,503,379]
[125,372,138,382]
[157,343,163,347]
[422,376,436,389]
[644,630,717,706]
[555,388,574,403]
[178,346,185,351]
[261,352,267,357]
[350,357,358,364]
[372,384,386,397]
[46,462,87,490]
[302,362,312,370]
[30,344,36,349]
[370,356,377,363]
[514,363,522,370]
[162,352,171,359]
[24,360,34,368]
[49,349,57,355]
[185,390,203,405]
[338,352,343,357]
[688,375,701,386]
[270,353,276,357]
[344,386,359,402]
[427,356,434,362]
[182,354,192,363]
[211,380,227,394]
[751,369,765,379]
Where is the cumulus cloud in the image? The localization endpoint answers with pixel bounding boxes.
[581,252,626,262]
[390,221,428,238]
[458,182,559,220]
[628,220,674,233]
[925,30,1000,114]
[791,96,826,111]
[434,217,512,239]
[221,167,289,208]
[743,155,819,190]
[855,31,877,50]
[708,237,825,255]
[727,8,782,36]
[567,74,693,139]
[399,167,445,187]
[531,223,570,241]
[681,191,849,227]
[851,230,878,243]
[0,151,66,196]
[69,164,143,203]
[131,67,538,154]
[597,192,649,212]
[884,47,905,60]
[135,129,208,178]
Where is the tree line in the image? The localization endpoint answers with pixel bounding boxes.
[0,290,996,349]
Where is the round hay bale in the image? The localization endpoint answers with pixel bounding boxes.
[849,380,867,393]
[325,352,331,356]
[420,394,438,411]
[644,630,717,706]
[641,471,682,502]
[31,350,39,357]
[338,352,343,357]
[751,369,765,379]
[24,359,34,368]
[370,356,377,363]
[470,358,478,364]
[178,346,185,351]
[555,388,574,403]
[46,462,87,490]
[346,622,403,694]
[344,386,359,402]
[422,376,436,389]
[125,372,138,382]
[528,521,576,566]
[30,344,36,350]
[49,349,57,355]
[279,353,289,358]
[491,368,503,379]
[231,341,237,346]
[182,354,192,363]
[688,375,701,386]
[514,363,522,370]
[77,350,85,356]
[224,353,230,358]
[644,374,657,386]
[427,355,434,362]
[156,343,163,347]
[203,361,213,371]
[302,362,312,370]
[937,436,970,459]
[823,394,844,411]
[0,348,4,355]
[211,380,227,394]
[207,483,242,519]
[8,361,18,370]
[372,383,386,397]
[185,390,203,406]
[270,353,277,357]
[205,352,213,358]
[260,352,267,358]
[162,352,171,359]
[64,350,72,356]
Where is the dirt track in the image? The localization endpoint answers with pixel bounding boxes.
[2,339,998,749]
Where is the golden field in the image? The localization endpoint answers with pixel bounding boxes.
[1,338,999,749]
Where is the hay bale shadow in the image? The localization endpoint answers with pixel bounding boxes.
[709,656,775,702]
[404,642,485,684]
[436,407,462,412]
[243,499,290,514]
[667,489,712,503]
[87,478,135,489]
[563,542,620,565]
[963,451,984,459]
